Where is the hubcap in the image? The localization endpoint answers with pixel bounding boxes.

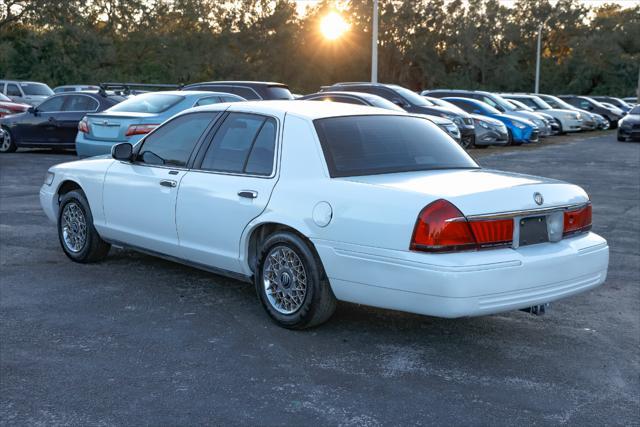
[61,202,87,253]
[0,130,11,152]
[263,246,307,314]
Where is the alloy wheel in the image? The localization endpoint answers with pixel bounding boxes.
[263,246,308,314]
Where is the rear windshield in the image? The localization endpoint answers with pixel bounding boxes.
[314,115,478,177]
[265,86,294,100]
[109,93,183,113]
[20,83,53,96]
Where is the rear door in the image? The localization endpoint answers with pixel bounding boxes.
[176,112,280,272]
[56,94,99,144]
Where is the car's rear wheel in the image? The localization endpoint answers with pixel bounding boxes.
[256,231,336,329]
[0,127,17,153]
[58,190,110,263]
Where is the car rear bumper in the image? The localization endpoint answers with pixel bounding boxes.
[313,232,608,318]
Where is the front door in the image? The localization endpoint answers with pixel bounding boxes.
[18,95,66,144]
[176,112,280,273]
[101,111,218,255]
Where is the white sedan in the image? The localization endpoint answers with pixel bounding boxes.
[40,101,609,329]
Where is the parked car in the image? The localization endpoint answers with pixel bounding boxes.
[590,96,633,113]
[40,101,609,328]
[423,89,553,137]
[182,81,294,100]
[537,94,599,131]
[504,99,559,135]
[322,82,476,147]
[0,80,54,106]
[502,94,582,134]
[558,95,624,128]
[75,91,245,157]
[299,91,462,145]
[53,85,100,94]
[443,97,539,145]
[424,96,508,146]
[617,105,640,142]
[0,92,30,117]
[0,92,124,153]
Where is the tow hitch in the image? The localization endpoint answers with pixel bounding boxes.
[520,303,550,316]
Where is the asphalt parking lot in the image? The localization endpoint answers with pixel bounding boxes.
[1,131,638,425]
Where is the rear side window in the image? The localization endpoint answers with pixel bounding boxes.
[200,113,276,175]
[63,95,98,111]
[264,86,293,100]
[109,93,183,113]
[137,112,216,167]
[314,115,478,177]
[234,87,260,100]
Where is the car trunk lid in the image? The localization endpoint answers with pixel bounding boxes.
[84,112,158,142]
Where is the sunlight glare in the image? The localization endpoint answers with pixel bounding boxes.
[320,12,349,40]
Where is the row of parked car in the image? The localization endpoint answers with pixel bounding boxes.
[0,79,638,155]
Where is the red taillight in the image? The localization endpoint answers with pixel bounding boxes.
[125,124,158,137]
[563,203,592,236]
[411,199,514,253]
[78,118,90,133]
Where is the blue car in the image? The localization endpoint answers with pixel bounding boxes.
[75,90,245,157]
[443,97,539,145]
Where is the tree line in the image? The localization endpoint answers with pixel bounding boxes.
[0,0,638,96]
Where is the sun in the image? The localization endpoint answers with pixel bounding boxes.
[320,12,349,40]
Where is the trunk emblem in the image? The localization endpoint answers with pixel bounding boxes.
[534,192,544,205]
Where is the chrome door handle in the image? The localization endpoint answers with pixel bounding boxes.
[238,190,258,199]
[160,180,177,188]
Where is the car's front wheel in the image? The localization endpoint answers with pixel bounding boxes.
[58,190,110,263]
[0,127,17,153]
[256,231,336,329]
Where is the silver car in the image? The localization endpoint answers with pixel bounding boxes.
[0,80,54,106]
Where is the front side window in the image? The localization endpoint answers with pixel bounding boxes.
[200,113,277,175]
[137,112,216,167]
[109,93,183,113]
[37,96,65,112]
[6,84,21,97]
[314,115,478,178]
[63,95,98,111]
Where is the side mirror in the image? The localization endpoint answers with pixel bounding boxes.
[112,143,133,161]
[28,106,38,115]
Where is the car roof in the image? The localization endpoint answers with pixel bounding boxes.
[189,100,406,120]
[303,91,374,99]
[185,81,288,87]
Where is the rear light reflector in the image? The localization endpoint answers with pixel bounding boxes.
[125,124,158,137]
[563,203,592,236]
[411,199,513,253]
[469,218,514,247]
[78,118,90,133]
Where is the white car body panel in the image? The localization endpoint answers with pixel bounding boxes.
[40,101,609,319]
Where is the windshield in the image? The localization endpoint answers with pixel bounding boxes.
[108,93,183,113]
[530,96,552,109]
[491,94,517,112]
[362,95,405,111]
[630,105,640,115]
[541,95,575,110]
[389,85,431,106]
[426,97,467,115]
[508,100,533,111]
[20,83,53,96]
[314,115,478,177]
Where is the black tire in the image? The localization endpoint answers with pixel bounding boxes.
[508,129,523,146]
[58,190,110,263]
[255,231,336,329]
[555,119,566,135]
[617,134,626,142]
[0,127,17,153]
